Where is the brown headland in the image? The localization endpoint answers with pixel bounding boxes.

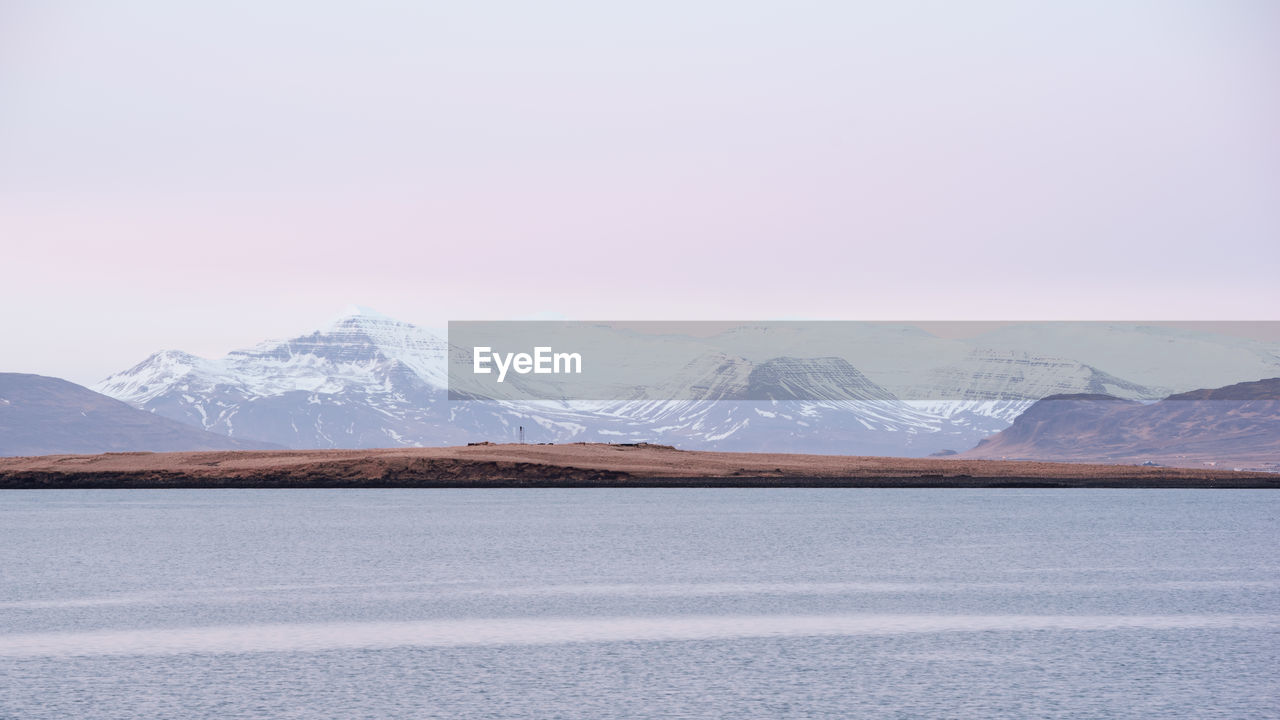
[1,443,1275,489]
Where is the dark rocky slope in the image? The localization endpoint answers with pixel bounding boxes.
[0,373,279,456]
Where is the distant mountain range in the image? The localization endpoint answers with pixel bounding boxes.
[962,378,1280,471]
[75,309,1280,460]
[0,373,278,456]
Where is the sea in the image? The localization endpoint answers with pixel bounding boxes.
[2,489,1277,719]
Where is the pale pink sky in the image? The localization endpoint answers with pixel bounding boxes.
[2,1,1278,385]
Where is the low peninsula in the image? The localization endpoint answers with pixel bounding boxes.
[0,443,1275,489]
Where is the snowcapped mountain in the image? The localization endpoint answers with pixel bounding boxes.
[95,312,1280,455]
[968,323,1280,396]
[96,307,463,449]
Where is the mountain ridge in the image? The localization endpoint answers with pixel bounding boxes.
[962,377,1280,470]
[89,312,1280,456]
[0,373,279,456]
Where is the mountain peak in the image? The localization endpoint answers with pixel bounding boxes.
[326,306,423,337]
[334,305,396,323]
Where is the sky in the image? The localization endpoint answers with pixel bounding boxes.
[2,0,1278,386]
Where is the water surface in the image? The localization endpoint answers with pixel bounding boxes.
[2,489,1277,718]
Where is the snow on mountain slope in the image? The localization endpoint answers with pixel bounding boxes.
[102,308,448,402]
[894,347,1162,433]
[710,322,971,398]
[95,308,457,448]
[94,311,977,453]
[229,308,449,393]
[558,355,957,454]
[95,313,1274,455]
[969,323,1280,396]
[96,350,241,406]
